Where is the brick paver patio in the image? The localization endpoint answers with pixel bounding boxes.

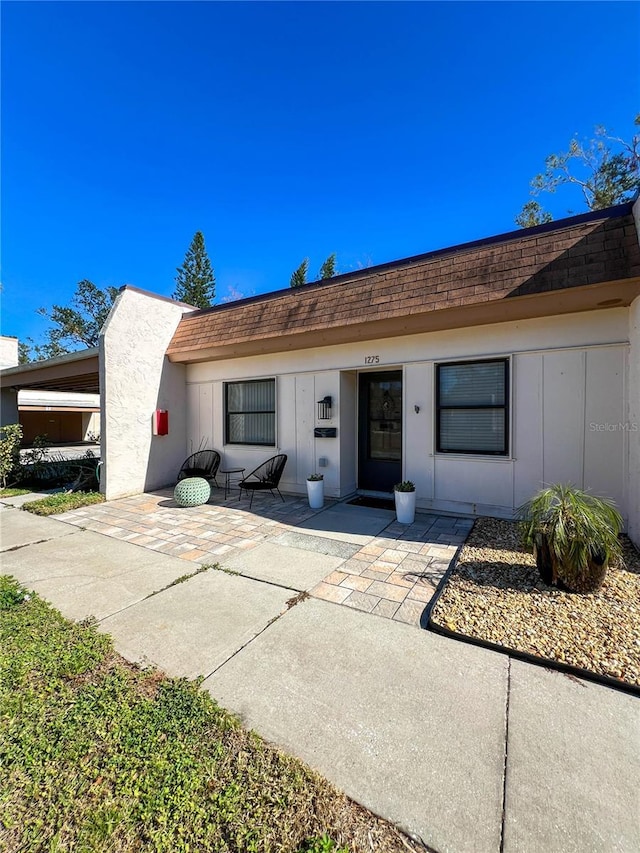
[58,488,473,627]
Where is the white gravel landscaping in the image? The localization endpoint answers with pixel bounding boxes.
[431,517,640,688]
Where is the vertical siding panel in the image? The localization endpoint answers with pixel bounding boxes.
[405,362,434,498]
[542,351,585,488]
[277,375,296,462]
[212,381,224,450]
[186,384,199,455]
[583,347,625,509]
[513,354,543,506]
[198,383,214,450]
[340,371,357,494]
[295,375,314,485]
[314,372,341,493]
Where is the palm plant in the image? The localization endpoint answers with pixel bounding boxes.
[517,484,624,593]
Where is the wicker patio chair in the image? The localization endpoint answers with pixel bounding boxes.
[177,450,221,487]
[238,454,287,509]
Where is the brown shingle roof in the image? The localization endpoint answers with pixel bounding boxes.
[167,203,640,362]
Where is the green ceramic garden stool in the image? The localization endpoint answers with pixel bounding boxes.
[173,476,211,507]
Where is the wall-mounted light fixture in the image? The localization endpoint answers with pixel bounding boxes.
[317,396,333,420]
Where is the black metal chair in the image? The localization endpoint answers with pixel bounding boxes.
[177,450,221,487]
[238,454,287,509]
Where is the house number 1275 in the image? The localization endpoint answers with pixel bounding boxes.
[364,355,380,364]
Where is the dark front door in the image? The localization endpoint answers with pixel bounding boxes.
[358,371,402,492]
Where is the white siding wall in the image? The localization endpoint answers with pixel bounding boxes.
[295,375,315,485]
[339,372,357,494]
[185,308,633,522]
[583,347,626,508]
[186,371,344,495]
[100,289,193,500]
[403,363,434,500]
[628,296,640,546]
[512,353,543,507]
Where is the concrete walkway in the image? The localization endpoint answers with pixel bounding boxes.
[1,500,638,853]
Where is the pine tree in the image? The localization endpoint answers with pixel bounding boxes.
[173,231,215,308]
[290,258,309,288]
[18,342,31,364]
[319,253,337,279]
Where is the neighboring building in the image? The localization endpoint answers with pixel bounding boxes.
[0,343,101,444]
[2,201,639,546]
[0,335,19,370]
[18,389,100,444]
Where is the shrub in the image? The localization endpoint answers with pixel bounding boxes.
[518,483,624,593]
[0,424,23,489]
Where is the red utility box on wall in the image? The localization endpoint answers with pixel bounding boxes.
[153,410,169,436]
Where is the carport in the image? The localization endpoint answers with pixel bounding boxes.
[0,348,100,441]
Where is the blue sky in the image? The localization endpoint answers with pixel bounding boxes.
[2,1,638,347]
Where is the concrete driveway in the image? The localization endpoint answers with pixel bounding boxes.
[1,500,638,853]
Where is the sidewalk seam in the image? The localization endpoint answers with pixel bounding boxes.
[0,527,83,554]
[202,599,301,682]
[1,538,52,553]
[499,657,512,853]
[96,566,307,625]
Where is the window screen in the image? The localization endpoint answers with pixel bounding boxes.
[225,379,275,446]
[436,360,508,454]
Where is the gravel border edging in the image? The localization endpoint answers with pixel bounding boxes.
[422,548,640,699]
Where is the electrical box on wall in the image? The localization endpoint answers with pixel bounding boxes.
[153,410,169,436]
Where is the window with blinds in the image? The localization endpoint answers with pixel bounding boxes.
[436,359,509,455]
[225,379,276,446]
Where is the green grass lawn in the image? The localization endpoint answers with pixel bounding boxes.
[21,491,105,516]
[0,576,414,853]
[0,488,31,498]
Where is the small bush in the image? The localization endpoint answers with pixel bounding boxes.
[0,424,23,488]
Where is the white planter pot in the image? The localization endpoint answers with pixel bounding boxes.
[307,479,324,509]
[394,489,416,524]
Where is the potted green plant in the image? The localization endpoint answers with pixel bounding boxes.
[306,473,324,509]
[394,480,416,524]
[518,483,624,593]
